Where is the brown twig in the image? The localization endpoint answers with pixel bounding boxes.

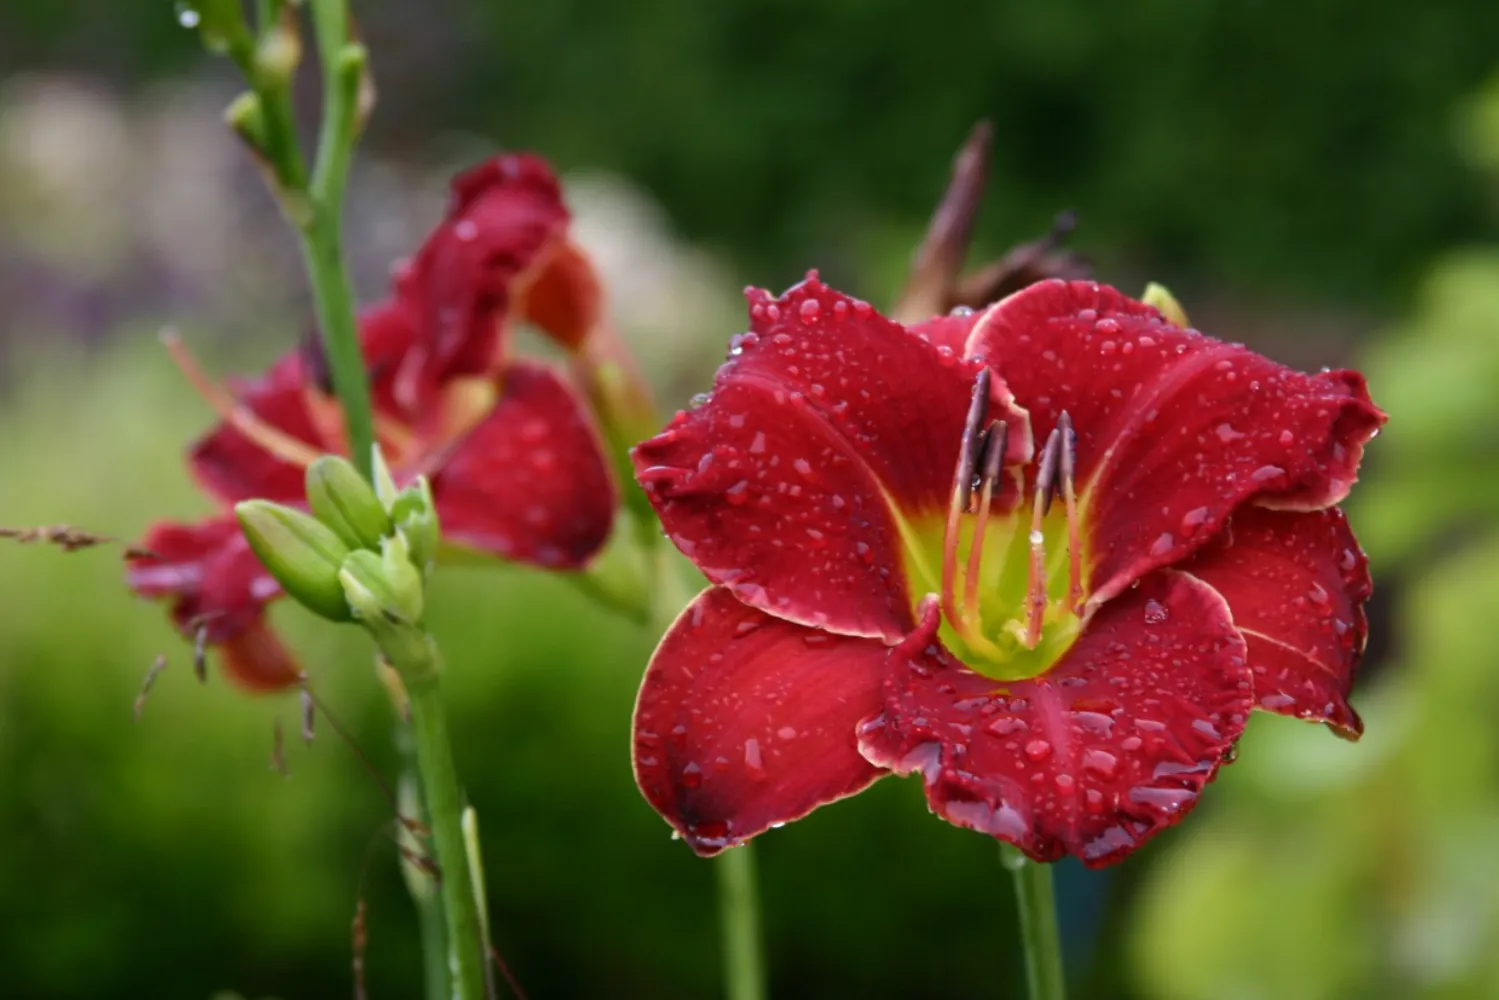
[133,655,169,719]
[0,524,158,560]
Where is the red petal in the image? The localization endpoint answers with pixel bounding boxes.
[359,299,430,420]
[965,280,1386,604]
[398,153,571,384]
[430,362,615,569]
[219,619,304,692]
[127,515,281,641]
[634,274,1027,641]
[633,587,888,855]
[188,354,329,506]
[858,570,1252,867]
[1181,506,1369,737]
[909,310,982,355]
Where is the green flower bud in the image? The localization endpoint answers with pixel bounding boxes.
[235,500,353,623]
[254,6,302,88]
[223,91,267,151]
[339,547,423,629]
[306,455,391,550]
[390,476,440,579]
[1142,282,1190,328]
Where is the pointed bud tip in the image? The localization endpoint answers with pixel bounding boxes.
[234,500,353,623]
[306,455,392,550]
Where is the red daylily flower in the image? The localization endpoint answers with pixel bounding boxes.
[127,154,616,690]
[631,274,1384,866]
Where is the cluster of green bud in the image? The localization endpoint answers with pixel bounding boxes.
[235,449,439,640]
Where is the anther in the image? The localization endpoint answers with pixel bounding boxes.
[962,420,1008,623]
[944,369,991,618]
[1057,411,1083,612]
[955,368,991,514]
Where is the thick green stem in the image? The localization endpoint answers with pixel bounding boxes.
[1000,844,1066,1000]
[715,844,766,1000]
[417,890,451,1000]
[297,210,376,479]
[407,673,489,1000]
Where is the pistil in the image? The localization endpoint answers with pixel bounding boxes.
[1057,411,1082,612]
[1020,426,1061,648]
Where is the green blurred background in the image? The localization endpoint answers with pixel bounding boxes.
[2,1,1498,997]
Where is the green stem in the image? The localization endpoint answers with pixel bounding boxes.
[296,209,376,479]
[417,890,451,1000]
[648,555,767,1000]
[406,672,490,1000]
[715,845,767,1000]
[1000,844,1066,1000]
[298,0,374,479]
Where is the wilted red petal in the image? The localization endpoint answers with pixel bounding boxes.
[634,274,1026,641]
[1182,506,1370,737]
[517,240,603,350]
[965,280,1385,604]
[858,570,1252,867]
[220,619,303,692]
[189,354,330,506]
[358,298,429,420]
[127,516,280,641]
[398,153,571,385]
[430,361,615,569]
[634,587,888,855]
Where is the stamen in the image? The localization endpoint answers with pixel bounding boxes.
[1057,411,1083,612]
[161,329,323,469]
[958,369,991,513]
[941,370,990,631]
[1022,426,1062,648]
[962,420,1007,624]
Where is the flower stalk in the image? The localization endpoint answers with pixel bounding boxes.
[1000,844,1066,1000]
[715,844,767,1000]
[650,550,767,1000]
[185,0,490,992]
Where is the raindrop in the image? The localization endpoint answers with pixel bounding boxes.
[986,716,1028,736]
[799,298,821,322]
[1082,748,1118,778]
[1023,739,1053,762]
[777,726,798,740]
[1149,533,1174,557]
[175,3,201,28]
[1143,599,1169,624]
[681,763,703,789]
[744,739,766,780]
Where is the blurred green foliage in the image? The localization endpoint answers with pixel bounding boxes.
[1126,77,1499,1000]
[4,0,1499,307]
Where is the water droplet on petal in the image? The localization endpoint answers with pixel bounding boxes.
[744,739,766,780]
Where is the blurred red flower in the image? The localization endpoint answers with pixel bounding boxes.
[631,274,1384,866]
[127,154,616,690]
